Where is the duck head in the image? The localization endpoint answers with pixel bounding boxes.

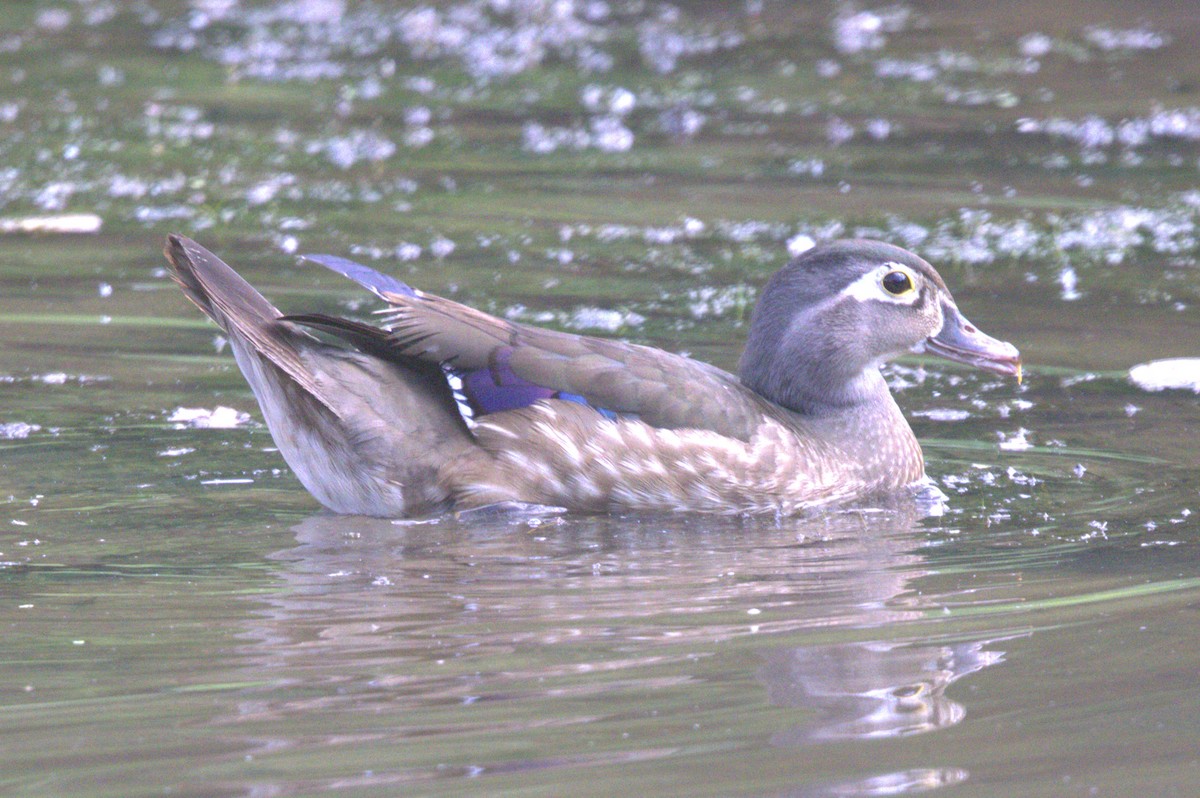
[739,239,1021,414]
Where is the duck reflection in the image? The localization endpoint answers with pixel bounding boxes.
[227,499,1007,794]
[761,637,1003,745]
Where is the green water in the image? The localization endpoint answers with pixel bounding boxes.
[2,1,1199,796]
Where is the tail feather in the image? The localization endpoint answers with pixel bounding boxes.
[283,311,468,426]
[165,234,282,326]
[163,234,476,517]
[163,234,332,411]
[279,312,399,361]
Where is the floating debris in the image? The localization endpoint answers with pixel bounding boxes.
[153,1,616,82]
[831,4,911,55]
[395,242,422,261]
[522,116,634,154]
[430,236,456,259]
[307,130,396,170]
[826,116,856,146]
[1129,359,1200,394]
[638,12,744,74]
[567,307,645,332]
[0,422,40,440]
[35,7,72,32]
[786,234,816,256]
[658,102,706,142]
[169,406,252,429]
[157,447,195,457]
[686,285,754,320]
[913,409,971,422]
[998,428,1034,451]
[1019,32,1054,58]
[581,85,635,116]
[1084,26,1170,52]
[874,57,939,82]
[0,214,102,234]
[1058,265,1081,301]
[1017,109,1200,151]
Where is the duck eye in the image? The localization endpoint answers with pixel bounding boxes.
[881,270,914,296]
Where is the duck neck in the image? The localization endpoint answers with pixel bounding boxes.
[739,338,892,415]
[803,375,926,490]
[741,361,926,490]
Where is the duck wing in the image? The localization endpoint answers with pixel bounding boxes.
[298,255,771,442]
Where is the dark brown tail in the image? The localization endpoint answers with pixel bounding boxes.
[163,234,334,403]
[164,234,281,330]
[163,235,474,517]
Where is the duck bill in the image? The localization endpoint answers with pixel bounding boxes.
[923,302,1022,382]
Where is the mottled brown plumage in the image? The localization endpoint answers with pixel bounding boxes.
[163,234,1020,517]
[364,284,771,441]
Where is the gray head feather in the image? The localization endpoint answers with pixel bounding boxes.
[739,239,946,414]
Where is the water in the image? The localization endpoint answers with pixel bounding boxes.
[2,1,1199,796]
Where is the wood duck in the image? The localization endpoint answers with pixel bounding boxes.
[164,235,1020,517]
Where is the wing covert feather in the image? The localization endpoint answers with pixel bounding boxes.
[383,292,767,440]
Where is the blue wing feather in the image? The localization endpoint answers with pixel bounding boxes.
[454,366,629,421]
[305,253,634,423]
[452,347,633,422]
[302,254,418,299]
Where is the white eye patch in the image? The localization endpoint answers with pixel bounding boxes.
[839,262,923,306]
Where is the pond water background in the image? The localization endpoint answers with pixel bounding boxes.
[2,1,1200,796]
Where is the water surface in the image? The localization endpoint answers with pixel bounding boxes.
[2,1,1199,796]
